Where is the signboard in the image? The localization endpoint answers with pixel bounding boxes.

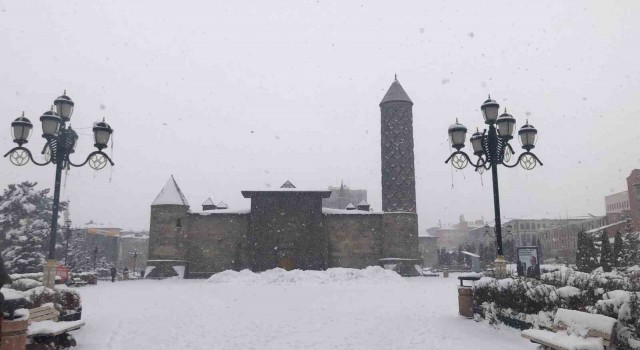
[56,264,70,283]
[517,246,540,278]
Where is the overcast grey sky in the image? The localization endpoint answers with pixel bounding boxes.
[1,1,639,231]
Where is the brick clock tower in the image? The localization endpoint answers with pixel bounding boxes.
[380,78,417,213]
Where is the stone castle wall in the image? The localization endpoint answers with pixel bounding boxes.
[323,213,382,268]
[247,193,327,271]
[149,207,420,277]
[185,212,250,277]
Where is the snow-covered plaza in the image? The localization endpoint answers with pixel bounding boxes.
[72,268,533,350]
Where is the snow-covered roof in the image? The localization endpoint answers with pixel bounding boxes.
[357,200,369,206]
[152,175,190,206]
[202,198,214,206]
[345,203,356,210]
[242,187,332,198]
[217,201,229,209]
[120,234,149,239]
[585,220,627,234]
[193,208,250,215]
[322,208,381,215]
[461,251,480,258]
[380,78,412,105]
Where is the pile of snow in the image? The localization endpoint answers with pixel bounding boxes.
[207,266,405,285]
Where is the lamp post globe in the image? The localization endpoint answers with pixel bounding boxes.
[39,109,61,139]
[470,129,484,156]
[496,110,516,139]
[92,119,113,151]
[53,91,75,121]
[448,119,467,151]
[480,96,500,124]
[518,120,538,151]
[11,114,33,146]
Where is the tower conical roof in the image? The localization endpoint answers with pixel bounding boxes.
[152,175,190,206]
[281,180,296,188]
[380,78,413,105]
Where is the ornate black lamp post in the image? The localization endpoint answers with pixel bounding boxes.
[4,92,114,288]
[445,96,543,277]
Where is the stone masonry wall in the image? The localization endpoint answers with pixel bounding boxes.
[148,205,189,260]
[381,213,420,259]
[323,213,383,268]
[185,212,250,277]
[248,193,327,271]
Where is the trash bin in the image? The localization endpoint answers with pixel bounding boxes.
[457,274,481,319]
[457,286,474,318]
[1,317,28,350]
[443,268,449,278]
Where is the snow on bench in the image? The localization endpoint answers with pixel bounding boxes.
[521,308,616,350]
[29,320,85,337]
[27,304,85,348]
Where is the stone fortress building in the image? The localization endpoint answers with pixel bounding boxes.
[146,79,420,278]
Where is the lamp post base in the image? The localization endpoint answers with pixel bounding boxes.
[42,259,57,288]
[494,255,507,279]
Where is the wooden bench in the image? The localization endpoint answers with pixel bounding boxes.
[521,308,617,350]
[27,304,85,349]
[70,278,88,287]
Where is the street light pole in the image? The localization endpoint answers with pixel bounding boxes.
[93,245,99,271]
[64,219,72,265]
[4,92,115,288]
[445,96,543,278]
[130,250,139,278]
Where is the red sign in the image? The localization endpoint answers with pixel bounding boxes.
[56,264,70,282]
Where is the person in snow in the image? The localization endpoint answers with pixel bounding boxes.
[110,266,117,282]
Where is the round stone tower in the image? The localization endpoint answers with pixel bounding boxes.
[148,175,190,261]
[380,78,417,213]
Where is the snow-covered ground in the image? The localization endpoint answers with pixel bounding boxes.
[73,268,535,349]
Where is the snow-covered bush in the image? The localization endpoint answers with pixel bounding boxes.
[56,287,81,314]
[8,272,43,283]
[10,278,42,291]
[70,271,97,283]
[23,286,81,316]
[474,267,640,349]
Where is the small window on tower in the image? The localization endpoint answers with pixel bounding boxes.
[176,219,182,229]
